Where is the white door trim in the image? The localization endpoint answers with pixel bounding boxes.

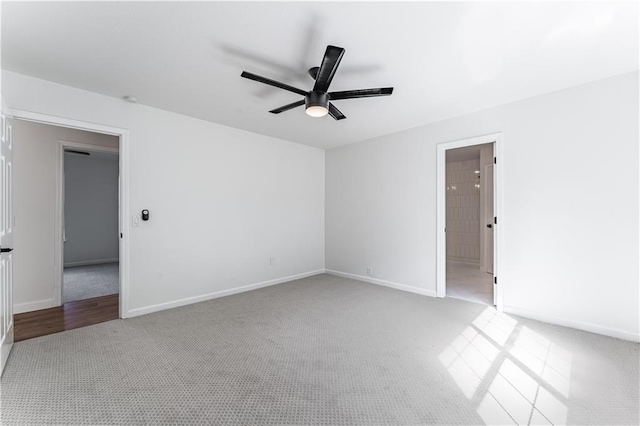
[8,108,131,319]
[55,140,120,307]
[436,132,504,310]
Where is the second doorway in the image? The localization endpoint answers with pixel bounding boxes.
[62,146,120,304]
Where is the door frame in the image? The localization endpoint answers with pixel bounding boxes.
[56,140,120,307]
[436,132,504,310]
[8,108,130,318]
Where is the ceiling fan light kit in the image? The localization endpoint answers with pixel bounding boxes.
[305,92,329,117]
[241,45,393,120]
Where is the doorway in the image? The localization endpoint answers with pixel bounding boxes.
[62,144,120,304]
[9,121,123,340]
[4,109,130,346]
[436,133,503,309]
[444,143,494,305]
[8,109,130,320]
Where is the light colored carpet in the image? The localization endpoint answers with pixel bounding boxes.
[1,274,638,425]
[63,262,119,303]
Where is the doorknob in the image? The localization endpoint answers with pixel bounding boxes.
[486,224,492,229]
[0,248,13,253]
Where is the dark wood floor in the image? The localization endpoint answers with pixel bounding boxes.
[14,294,119,342]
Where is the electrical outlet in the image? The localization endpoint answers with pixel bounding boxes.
[270,257,275,266]
[366,267,373,276]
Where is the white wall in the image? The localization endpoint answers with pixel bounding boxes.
[12,120,119,313]
[64,152,119,266]
[326,71,639,341]
[3,71,325,316]
[4,69,638,342]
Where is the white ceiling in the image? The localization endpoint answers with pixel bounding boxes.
[2,2,637,149]
[446,145,481,163]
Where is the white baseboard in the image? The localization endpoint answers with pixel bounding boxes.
[325,269,437,298]
[14,298,56,314]
[126,269,326,318]
[503,305,640,343]
[64,258,119,268]
[447,257,481,266]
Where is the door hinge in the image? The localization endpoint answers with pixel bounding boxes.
[494,277,497,285]
[120,233,123,238]
[493,156,496,164]
[494,216,497,225]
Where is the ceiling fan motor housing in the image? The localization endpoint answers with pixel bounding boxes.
[305,91,329,110]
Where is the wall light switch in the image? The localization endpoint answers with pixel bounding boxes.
[132,216,140,227]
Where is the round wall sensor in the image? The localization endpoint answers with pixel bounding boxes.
[123,95,138,103]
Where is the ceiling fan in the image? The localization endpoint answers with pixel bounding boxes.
[241,45,393,120]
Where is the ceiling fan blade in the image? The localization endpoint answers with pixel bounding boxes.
[328,103,346,121]
[241,71,308,96]
[328,87,394,101]
[269,99,305,114]
[313,45,345,93]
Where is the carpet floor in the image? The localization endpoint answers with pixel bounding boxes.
[63,262,119,303]
[1,274,638,425]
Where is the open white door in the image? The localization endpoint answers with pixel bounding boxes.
[1,112,14,375]
[484,164,494,275]
[489,163,497,306]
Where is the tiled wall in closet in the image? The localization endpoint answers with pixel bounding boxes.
[446,158,481,263]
